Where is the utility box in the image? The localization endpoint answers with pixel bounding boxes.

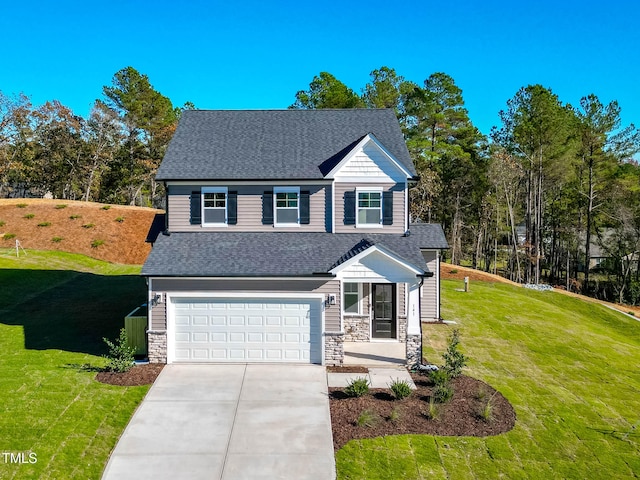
[124,306,148,356]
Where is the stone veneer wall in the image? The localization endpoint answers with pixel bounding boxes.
[406,334,422,369]
[148,330,167,363]
[398,317,407,343]
[324,332,344,366]
[343,316,370,342]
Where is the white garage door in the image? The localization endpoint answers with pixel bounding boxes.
[171,297,322,363]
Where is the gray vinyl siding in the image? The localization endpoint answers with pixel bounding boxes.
[421,250,439,321]
[151,278,341,332]
[167,184,328,232]
[334,182,405,234]
[150,294,166,330]
[397,282,406,318]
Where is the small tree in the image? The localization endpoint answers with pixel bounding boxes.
[442,329,467,378]
[103,328,135,373]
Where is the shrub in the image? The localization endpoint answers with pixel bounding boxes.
[429,368,453,403]
[91,239,104,248]
[356,409,378,427]
[345,377,370,397]
[478,394,497,423]
[3,233,16,240]
[389,378,413,400]
[16,203,27,208]
[82,223,95,229]
[55,204,67,209]
[475,386,488,402]
[0,220,5,227]
[428,368,450,387]
[422,398,441,420]
[442,329,466,378]
[432,383,454,403]
[388,407,401,423]
[23,213,35,219]
[450,269,459,274]
[101,205,111,210]
[52,237,63,243]
[115,216,125,223]
[37,222,51,227]
[69,214,82,220]
[103,328,135,373]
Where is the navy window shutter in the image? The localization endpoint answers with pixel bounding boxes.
[190,191,202,225]
[227,191,238,225]
[344,191,356,225]
[382,191,393,225]
[262,191,273,224]
[300,191,310,224]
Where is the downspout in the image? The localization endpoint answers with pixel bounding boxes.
[416,271,439,371]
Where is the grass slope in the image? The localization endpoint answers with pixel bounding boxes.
[336,279,640,479]
[0,251,148,479]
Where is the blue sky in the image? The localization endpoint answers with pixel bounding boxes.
[2,0,639,138]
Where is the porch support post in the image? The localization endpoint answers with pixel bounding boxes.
[406,281,422,368]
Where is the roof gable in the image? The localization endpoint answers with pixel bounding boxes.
[323,133,413,182]
[156,109,415,181]
[329,243,424,281]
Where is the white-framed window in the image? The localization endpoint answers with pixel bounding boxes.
[274,186,300,226]
[202,187,227,226]
[343,282,361,314]
[356,187,383,227]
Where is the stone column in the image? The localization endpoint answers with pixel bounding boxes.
[324,332,344,366]
[406,334,422,369]
[147,330,167,364]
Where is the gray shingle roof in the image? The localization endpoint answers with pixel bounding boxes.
[141,224,448,277]
[156,109,416,180]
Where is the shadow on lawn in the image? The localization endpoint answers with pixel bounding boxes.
[0,269,146,357]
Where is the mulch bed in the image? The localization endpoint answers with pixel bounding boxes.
[329,373,516,449]
[96,363,164,386]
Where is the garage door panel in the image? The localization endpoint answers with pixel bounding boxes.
[172,297,321,363]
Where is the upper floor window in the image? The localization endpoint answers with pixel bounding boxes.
[357,188,382,226]
[274,187,300,226]
[202,187,227,225]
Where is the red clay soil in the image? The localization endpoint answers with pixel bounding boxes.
[96,364,164,386]
[329,373,516,450]
[440,263,519,285]
[0,199,161,265]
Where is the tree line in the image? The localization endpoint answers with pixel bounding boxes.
[0,66,191,206]
[1,65,639,303]
[289,68,640,304]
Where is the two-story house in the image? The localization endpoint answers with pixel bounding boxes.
[142,109,448,366]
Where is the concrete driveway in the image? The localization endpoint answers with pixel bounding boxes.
[102,364,335,480]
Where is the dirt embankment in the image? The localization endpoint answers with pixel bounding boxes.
[0,199,161,265]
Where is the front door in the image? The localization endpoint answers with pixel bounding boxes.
[372,283,396,339]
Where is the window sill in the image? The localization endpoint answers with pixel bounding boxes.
[201,223,228,228]
[274,223,300,228]
[355,224,383,228]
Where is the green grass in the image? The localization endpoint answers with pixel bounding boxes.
[0,250,147,479]
[336,279,640,479]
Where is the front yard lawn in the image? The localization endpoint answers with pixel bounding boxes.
[336,279,640,479]
[0,250,148,479]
